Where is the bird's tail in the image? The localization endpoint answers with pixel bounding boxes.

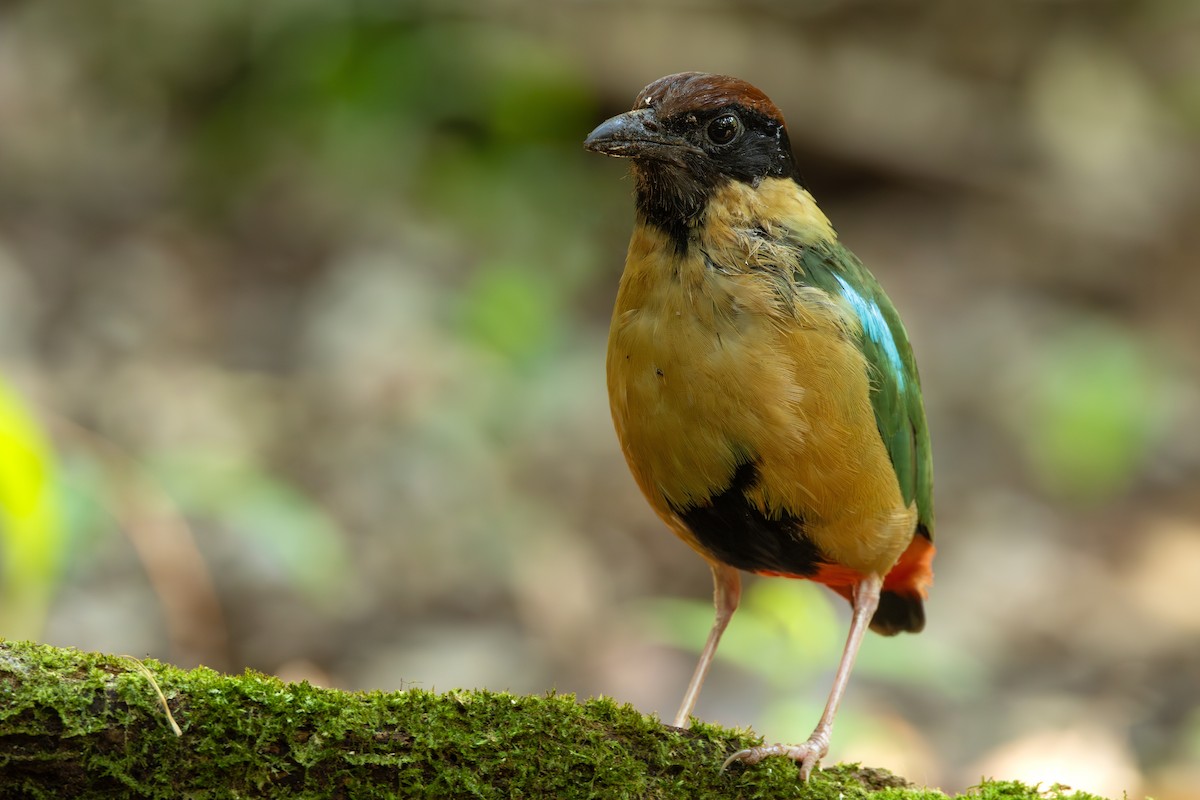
[871,589,925,635]
[777,533,936,634]
[871,533,935,635]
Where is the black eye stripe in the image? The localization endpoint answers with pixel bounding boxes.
[630,102,801,243]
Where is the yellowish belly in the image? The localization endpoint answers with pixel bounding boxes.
[606,227,915,578]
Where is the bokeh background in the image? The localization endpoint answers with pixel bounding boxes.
[1,1,1198,796]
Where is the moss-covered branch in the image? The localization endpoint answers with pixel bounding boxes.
[0,640,1105,799]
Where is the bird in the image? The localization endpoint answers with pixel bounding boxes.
[583,72,935,780]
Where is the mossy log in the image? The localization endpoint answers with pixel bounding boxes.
[0,640,1104,799]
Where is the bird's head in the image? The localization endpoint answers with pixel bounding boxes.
[585,72,800,238]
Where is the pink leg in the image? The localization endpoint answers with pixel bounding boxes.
[722,572,883,780]
[672,563,741,727]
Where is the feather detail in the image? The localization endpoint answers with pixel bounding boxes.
[607,176,930,581]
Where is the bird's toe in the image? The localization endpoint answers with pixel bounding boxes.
[721,734,829,781]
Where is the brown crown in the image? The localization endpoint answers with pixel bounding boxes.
[632,73,786,129]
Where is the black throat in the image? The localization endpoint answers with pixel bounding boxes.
[630,113,804,254]
[632,165,710,254]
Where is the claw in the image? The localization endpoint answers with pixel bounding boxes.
[721,733,829,781]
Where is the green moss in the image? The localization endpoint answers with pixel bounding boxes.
[0,640,1111,799]
[957,782,1107,800]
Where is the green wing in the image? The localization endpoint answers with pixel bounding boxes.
[797,240,934,540]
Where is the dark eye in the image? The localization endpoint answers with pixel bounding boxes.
[706,114,741,145]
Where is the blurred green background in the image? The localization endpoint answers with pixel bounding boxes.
[1,1,1198,796]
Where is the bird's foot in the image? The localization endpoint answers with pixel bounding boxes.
[721,731,829,781]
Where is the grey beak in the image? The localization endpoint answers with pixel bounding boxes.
[584,108,687,159]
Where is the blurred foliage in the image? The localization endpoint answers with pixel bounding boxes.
[459,264,563,365]
[1010,318,1171,502]
[647,581,841,687]
[149,451,351,607]
[0,378,63,640]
